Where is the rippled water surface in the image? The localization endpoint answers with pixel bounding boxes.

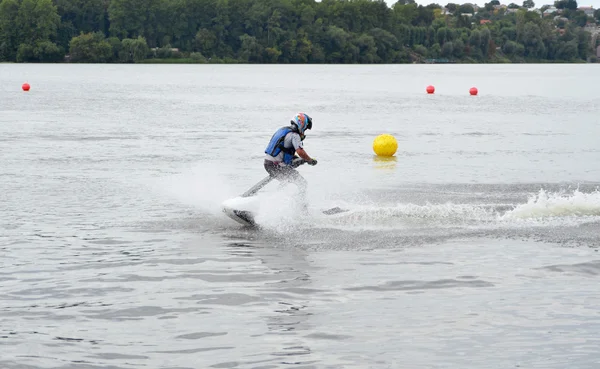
[1,64,600,369]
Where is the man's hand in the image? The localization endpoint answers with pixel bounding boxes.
[296,148,317,166]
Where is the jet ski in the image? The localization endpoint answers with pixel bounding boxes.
[222,158,347,227]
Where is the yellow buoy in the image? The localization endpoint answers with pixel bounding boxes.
[372,134,398,157]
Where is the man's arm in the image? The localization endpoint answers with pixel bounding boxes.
[296,148,317,165]
[291,133,317,165]
[295,148,312,161]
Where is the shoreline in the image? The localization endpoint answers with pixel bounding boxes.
[0,59,594,65]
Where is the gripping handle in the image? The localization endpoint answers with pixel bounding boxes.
[291,157,307,168]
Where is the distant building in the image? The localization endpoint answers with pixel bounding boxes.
[597,45,600,58]
[480,19,492,25]
[543,6,558,16]
[578,6,595,16]
[554,15,569,23]
[150,47,180,53]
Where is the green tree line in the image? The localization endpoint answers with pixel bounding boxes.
[0,0,598,63]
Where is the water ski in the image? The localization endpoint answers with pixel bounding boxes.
[322,206,348,215]
[221,196,261,227]
[222,200,349,227]
[221,158,348,227]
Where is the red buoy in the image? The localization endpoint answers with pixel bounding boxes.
[469,87,478,96]
[22,83,30,91]
[426,85,435,94]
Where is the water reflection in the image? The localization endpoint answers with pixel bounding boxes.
[372,155,397,170]
[223,241,317,366]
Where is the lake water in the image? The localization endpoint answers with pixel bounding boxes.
[1,64,600,369]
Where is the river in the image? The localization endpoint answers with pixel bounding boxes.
[1,64,600,369]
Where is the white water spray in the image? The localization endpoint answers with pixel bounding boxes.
[502,188,600,219]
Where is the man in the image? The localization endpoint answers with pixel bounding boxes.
[264,113,318,209]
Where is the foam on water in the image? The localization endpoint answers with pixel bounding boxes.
[309,188,600,231]
[148,158,600,234]
[246,187,600,233]
[253,196,296,231]
[151,162,600,234]
[502,188,600,219]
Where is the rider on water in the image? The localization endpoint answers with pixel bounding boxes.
[264,113,318,208]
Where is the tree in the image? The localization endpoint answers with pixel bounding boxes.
[453,39,464,57]
[458,4,475,14]
[293,31,313,63]
[11,0,62,62]
[395,0,416,5]
[369,28,398,62]
[414,44,427,56]
[108,0,163,47]
[16,0,61,46]
[555,39,578,60]
[264,46,281,62]
[522,22,545,58]
[195,28,217,56]
[555,0,577,10]
[393,3,419,25]
[55,0,107,36]
[469,29,482,57]
[436,27,450,45]
[480,27,491,57]
[16,43,34,62]
[238,34,263,62]
[456,15,472,29]
[445,3,458,13]
[0,0,597,64]
[119,36,149,62]
[355,33,378,63]
[0,0,19,61]
[572,10,588,27]
[69,32,112,62]
[523,0,535,8]
[267,9,283,47]
[576,28,590,60]
[441,40,453,56]
[33,40,63,62]
[502,40,523,57]
[429,42,441,57]
[502,27,517,41]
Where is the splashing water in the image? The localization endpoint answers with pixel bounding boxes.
[153,164,600,233]
[313,202,498,230]
[308,188,600,231]
[502,188,600,219]
[152,163,238,216]
[253,185,312,233]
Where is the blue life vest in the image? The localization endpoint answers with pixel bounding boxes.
[265,126,296,164]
